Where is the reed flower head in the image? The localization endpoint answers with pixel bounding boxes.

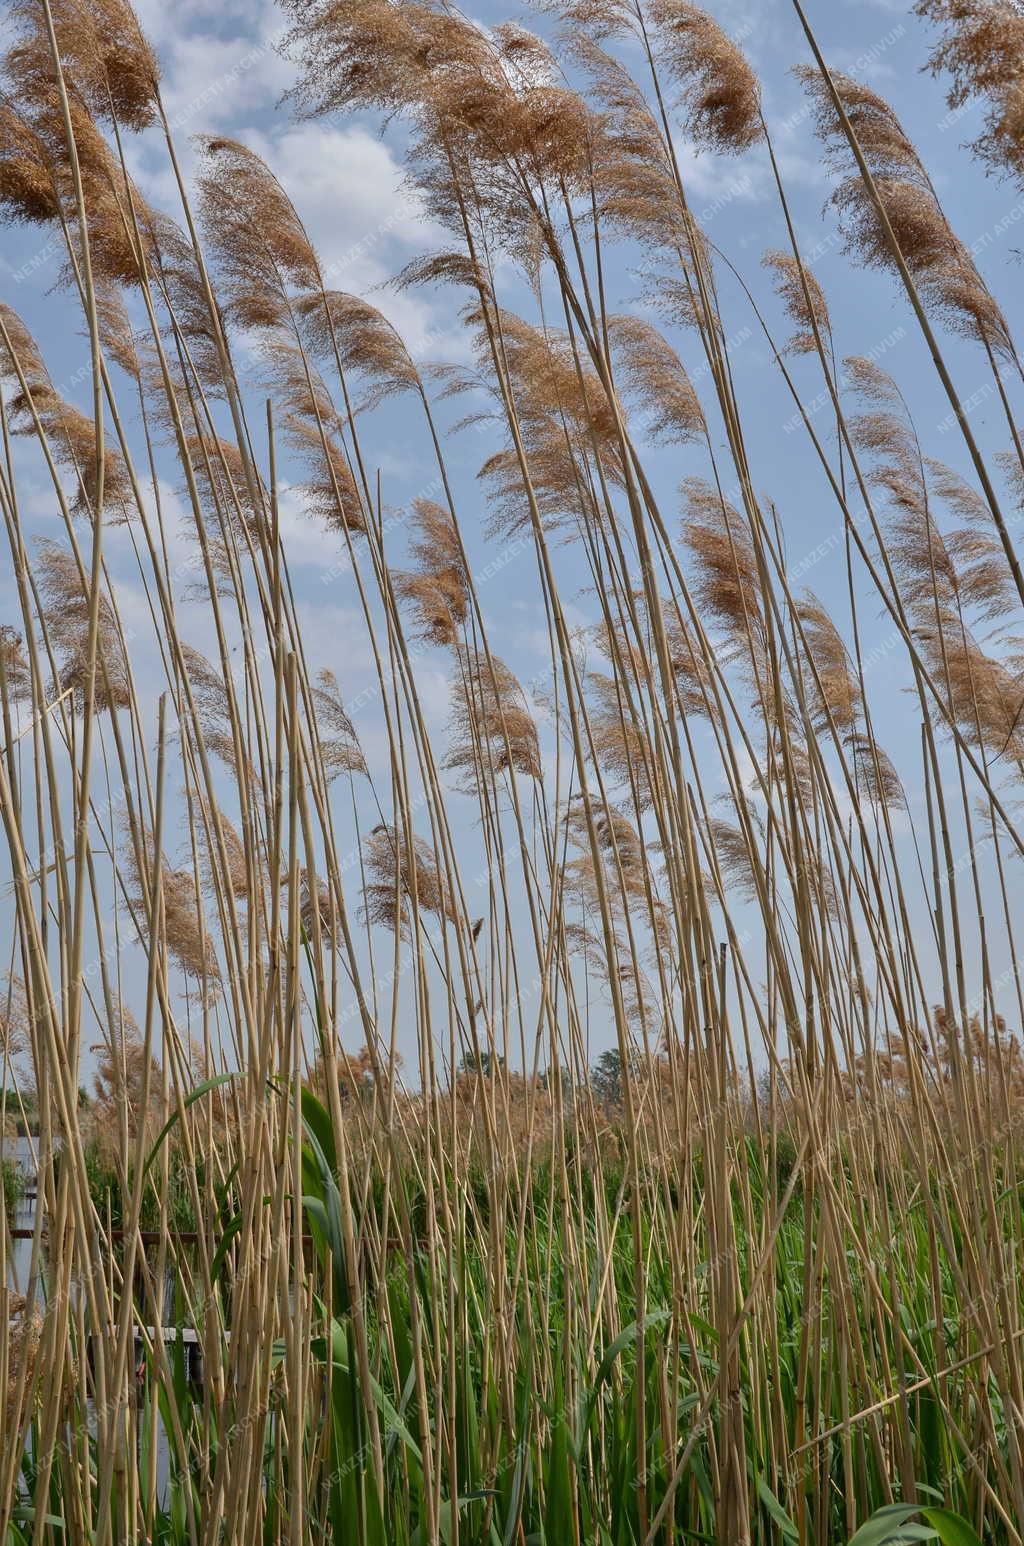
[89,1001,162,1150]
[197,137,320,336]
[126,827,221,998]
[393,499,468,648]
[800,66,1013,356]
[36,540,130,709]
[0,101,59,223]
[588,670,658,810]
[797,596,861,734]
[0,976,32,1068]
[609,313,705,443]
[4,1296,42,1441]
[708,812,760,904]
[762,250,831,355]
[8,0,159,131]
[298,289,420,409]
[917,0,1024,184]
[682,478,763,652]
[284,412,366,536]
[362,822,458,935]
[198,801,251,901]
[649,0,762,153]
[0,301,133,521]
[180,644,253,785]
[446,653,542,785]
[0,625,33,704]
[310,669,368,780]
[847,732,905,809]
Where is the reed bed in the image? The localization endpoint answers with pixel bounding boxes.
[1,0,1024,1540]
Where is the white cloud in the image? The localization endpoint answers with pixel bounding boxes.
[275,482,356,572]
[134,0,290,126]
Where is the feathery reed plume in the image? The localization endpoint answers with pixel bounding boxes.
[4,1298,41,1443]
[298,289,420,409]
[774,724,817,803]
[0,300,133,520]
[94,278,139,379]
[179,644,250,781]
[362,822,458,934]
[485,309,618,448]
[395,250,493,302]
[608,312,705,443]
[799,68,920,177]
[186,432,269,544]
[682,477,763,656]
[797,595,861,733]
[945,523,1017,624]
[0,976,32,1069]
[199,137,319,299]
[183,532,238,605]
[11,0,160,131]
[878,477,961,618]
[708,811,761,904]
[0,298,55,398]
[799,66,1014,356]
[435,19,596,197]
[126,826,220,997]
[564,806,660,1030]
[197,800,251,900]
[393,499,468,648]
[0,625,33,703]
[15,389,131,521]
[283,0,493,121]
[843,350,903,407]
[145,211,225,391]
[917,0,1024,184]
[847,731,906,809]
[663,605,716,719]
[88,1001,162,1153]
[0,29,152,287]
[595,611,657,696]
[283,411,366,536]
[857,1007,1024,1110]
[920,617,1024,762]
[465,307,621,536]
[36,539,130,708]
[762,249,832,354]
[587,670,658,809]
[483,24,597,183]
[582,41,695,278]
[648,0,762,152]
[477,429,597,540]
[845,357,970,623]
[295,872,334,937]
[61,118,151,288]
[568,794,668,945]
[0,100,60,223]
[532,0,635,39]
[928,458,1019,624]
[242,328,366,534]
[310,669,367,780]
[311,1041,386,1102]
[288,0,594,208]
[447,653,541,784]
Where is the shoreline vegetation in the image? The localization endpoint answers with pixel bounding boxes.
[2,0,1024,1540]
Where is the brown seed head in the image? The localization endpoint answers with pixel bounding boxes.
[762,249,831,354]
[649,0,762,153]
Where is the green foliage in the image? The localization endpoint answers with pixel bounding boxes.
[2,1154,25,1219]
